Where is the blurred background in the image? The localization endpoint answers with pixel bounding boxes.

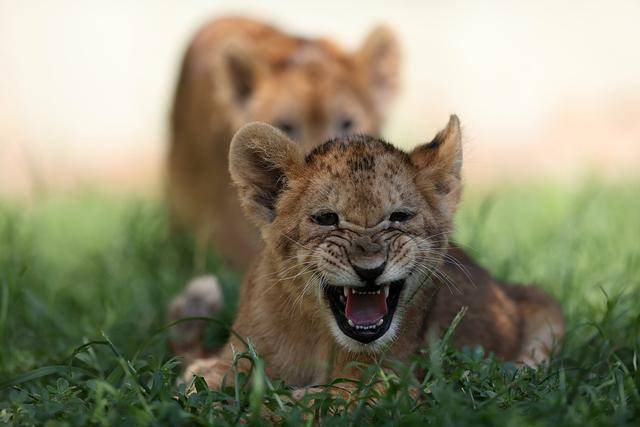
[1,0,639,198]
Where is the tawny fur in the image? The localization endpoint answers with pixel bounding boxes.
[167,17,400,269]
[177,118,564,392]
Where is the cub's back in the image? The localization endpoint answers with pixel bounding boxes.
[185,17,347,67]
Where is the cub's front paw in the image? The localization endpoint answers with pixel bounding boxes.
[180,357,226,391]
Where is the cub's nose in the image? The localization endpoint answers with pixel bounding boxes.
[352,261,387,282]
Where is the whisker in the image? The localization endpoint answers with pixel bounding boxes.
[441,253,477,289]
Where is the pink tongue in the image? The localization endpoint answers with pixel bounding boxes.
[345,291,387,325]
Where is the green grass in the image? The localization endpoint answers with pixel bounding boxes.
[1,181,639,425]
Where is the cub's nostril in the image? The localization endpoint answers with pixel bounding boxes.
[353,262,387,282]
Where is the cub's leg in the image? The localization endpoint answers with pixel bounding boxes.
[430,245,564,365]
[504,284,564,366]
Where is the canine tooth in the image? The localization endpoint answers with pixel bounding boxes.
[352,288,356,295]
[343,288,349,298]
[384,285,389,298]
[348,319,355,327]
[376,319,384,326]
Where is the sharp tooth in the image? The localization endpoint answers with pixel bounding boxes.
[376,319,384,326]
[348,319,354,327]
[352,288,356,295]
[376,290,380,294]
[343,287,349,298]
[384,285,390,298]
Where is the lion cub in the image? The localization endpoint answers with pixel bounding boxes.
[182,117,564,390]
[168,17,400,269]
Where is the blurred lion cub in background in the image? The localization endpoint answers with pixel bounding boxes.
[167,17,400,269]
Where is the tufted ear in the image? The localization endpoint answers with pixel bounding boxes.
[356,25,401,116]
[214,40,263,106]
[229,122,304,227]
[410,115,463,214]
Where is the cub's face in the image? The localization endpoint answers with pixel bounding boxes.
[217,27,399,152]
[229,117,462,352]
[244,68,379,153]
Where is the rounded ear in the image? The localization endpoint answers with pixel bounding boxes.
[229,122,304,227]
[356,25,401,116]
[410,115,463,213]
[214,40,263,105]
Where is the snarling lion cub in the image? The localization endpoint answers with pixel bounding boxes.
[180,117,564,391]
[167,17,399,269]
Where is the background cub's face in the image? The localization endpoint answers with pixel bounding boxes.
[216,27,399,152]
[243,65,379,152]
[229,118,462,352]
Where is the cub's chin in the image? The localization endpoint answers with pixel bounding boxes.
[323,280,405,344]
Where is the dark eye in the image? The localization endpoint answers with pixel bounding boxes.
[389,211,414,222]
[340,118,354,132]
[275,121,298,137]
[311,211,339,226]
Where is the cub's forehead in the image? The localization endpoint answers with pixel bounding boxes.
[304,135,408,169]
[300,136,419,223]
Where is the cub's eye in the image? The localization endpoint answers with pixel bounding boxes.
[274,121,298,137]
[311,211,339,226]
[340,118,354,132]
[389,211,414,223]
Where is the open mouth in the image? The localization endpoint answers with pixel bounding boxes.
[323,281,404,344]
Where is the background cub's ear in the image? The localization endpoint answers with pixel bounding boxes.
[356,25,401,116]
[214,40,264,106]
[229,122,303,227]
[410,115,463,215]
